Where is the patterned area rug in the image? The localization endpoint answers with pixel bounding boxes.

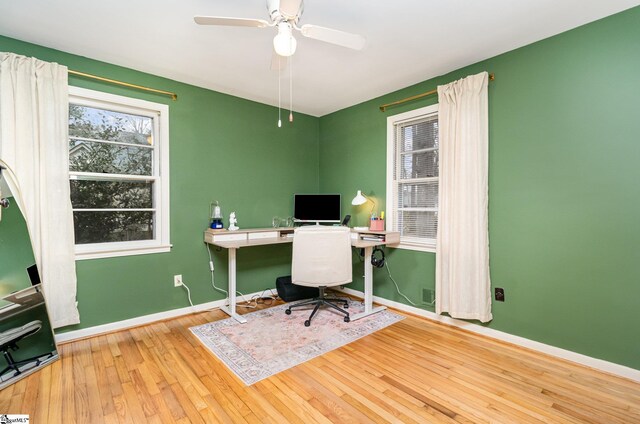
[190,300,404,385]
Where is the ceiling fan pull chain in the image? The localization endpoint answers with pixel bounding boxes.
[289,55,294,123]
[278,58,282,128]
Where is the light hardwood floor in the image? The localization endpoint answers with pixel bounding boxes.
[1,303,639,423]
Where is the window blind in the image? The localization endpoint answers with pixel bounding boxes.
[393,114,439,242]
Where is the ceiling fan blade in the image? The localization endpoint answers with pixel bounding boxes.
[299,24,366,50]
[194,16,270,28]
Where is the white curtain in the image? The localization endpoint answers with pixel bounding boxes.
[0,52,80,328]
[435,71,492,323]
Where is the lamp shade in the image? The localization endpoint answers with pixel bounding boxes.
[351,190,367,205]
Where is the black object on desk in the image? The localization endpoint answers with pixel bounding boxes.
[26,264,41,286]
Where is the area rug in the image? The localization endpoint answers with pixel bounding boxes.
[190,300,404,385]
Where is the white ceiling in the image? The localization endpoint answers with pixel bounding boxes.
[1,1,639,116]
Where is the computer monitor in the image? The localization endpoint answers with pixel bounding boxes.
[293,194,341,224]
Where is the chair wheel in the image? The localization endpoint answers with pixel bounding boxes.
[285,309,291,315]
[304,320,311,327]
[344,316,350,323]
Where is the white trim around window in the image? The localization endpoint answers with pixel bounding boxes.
[386,104,439,253]
[68,87,171,260]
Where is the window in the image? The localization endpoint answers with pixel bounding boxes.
[386,104,439,252]
[68,87,170,260]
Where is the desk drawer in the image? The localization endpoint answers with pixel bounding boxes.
[248,231,279,240]
[212,233,247,242]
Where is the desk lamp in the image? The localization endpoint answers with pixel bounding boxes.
[352,190,376,214]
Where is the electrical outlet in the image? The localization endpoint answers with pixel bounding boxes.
[495,287,505,302]
[174,274,183,287]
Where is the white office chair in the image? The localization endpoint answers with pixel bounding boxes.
[0,320,44,378]
[285,226,352,326]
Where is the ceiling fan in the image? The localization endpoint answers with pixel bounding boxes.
[194,0,366,58]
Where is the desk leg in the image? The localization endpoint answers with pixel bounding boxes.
[351,245,386,321]
[219,247,247,324]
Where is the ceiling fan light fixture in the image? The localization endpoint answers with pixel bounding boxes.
[273,22,297,57]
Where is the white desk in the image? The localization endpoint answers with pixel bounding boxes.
[204,227,400,323]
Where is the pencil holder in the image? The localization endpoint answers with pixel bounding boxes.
[369,219,384,231]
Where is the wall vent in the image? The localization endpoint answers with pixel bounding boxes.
[422,288,435,305]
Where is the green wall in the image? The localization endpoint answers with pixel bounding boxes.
[0,35,320,331]
[319,7,640,370]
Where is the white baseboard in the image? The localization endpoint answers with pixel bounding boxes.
[54,290,270,344]
[338,287,640,383]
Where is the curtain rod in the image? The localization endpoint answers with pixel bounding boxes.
[68,70,178,101]
[379,73,494,112]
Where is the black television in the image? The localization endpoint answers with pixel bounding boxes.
[293,194,341,224]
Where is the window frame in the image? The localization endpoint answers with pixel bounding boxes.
[386,104,439,253]
[68,87,170,260]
